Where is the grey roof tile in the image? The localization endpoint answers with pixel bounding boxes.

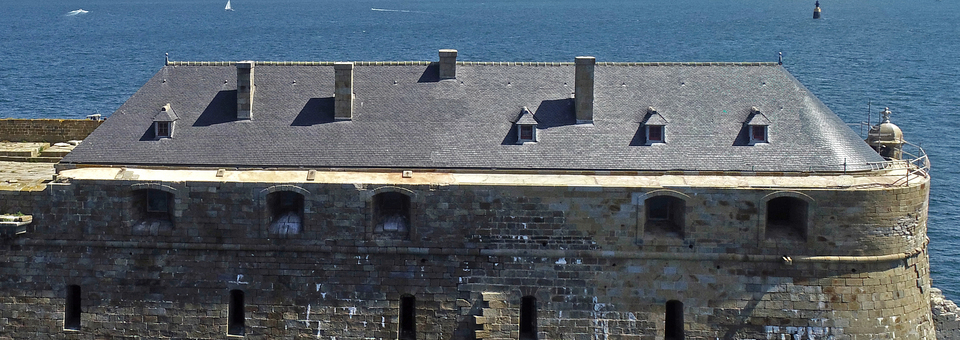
[62,63,884,172]
[153,104,179,122]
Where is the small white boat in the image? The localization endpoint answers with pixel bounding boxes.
[225,0,233,11]
[66,9,89,16]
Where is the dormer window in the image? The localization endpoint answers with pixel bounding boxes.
[513,106,538,144]
[746,107,770,145]
[153,103,179,140]
[750,125,768,144]
[642,107,667,145]
[518,125,536,143]
[647,125,664,143]
[156,121,171,138]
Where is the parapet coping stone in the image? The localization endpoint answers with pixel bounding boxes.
[166,60,780,67]
[54,166,923,189]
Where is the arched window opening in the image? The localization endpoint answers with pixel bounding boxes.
[766,197,808,240]
[267,191,304,235]
[519,296,537,340]
[373,192,411,239]
[228,290,245,336]
[645,195,685,237]
[399,295,416,340]
[665,300,684,340]
[64,285,81,331]
[132,189,174,233]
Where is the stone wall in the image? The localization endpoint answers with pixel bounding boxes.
[0,173,936,339]
[0,119,102,143]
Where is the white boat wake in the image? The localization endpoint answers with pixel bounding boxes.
[66,9,89,16]
[371,8,428,14]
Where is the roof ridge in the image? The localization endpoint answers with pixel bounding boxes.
[165,61,781,67]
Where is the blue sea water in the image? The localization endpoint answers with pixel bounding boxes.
[1,0,959,299]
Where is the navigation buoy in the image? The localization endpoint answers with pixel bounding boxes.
[813,1,821,19]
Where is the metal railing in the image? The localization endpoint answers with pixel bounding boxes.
[865,142,929,186]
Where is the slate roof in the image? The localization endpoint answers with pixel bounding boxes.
[746,110,771,126]
[153,104,179,122]
[642,109,668,126]
[62,61,884,172]
[514,107,538,125]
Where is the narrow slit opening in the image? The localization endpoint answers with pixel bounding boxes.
[64,285,81,331]
[399,295,416,340]
[519,296,537,340]
[228,289,245,336]
[665,300,684,340]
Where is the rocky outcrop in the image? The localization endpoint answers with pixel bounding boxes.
[931,287,960,339]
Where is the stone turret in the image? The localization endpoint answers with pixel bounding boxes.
[866,107,905,160]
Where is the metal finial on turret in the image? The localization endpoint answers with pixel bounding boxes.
[778,52,782,65]
[881,107,892,122]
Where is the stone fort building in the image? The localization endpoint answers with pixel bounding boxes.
[0,50,935,339]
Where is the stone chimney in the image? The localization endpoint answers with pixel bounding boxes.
[439,49,458,80]
[334,62,354,120]
[236,61,255,120]
[574,56,595,123]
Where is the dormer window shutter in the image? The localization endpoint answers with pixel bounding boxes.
[153,103,180,139]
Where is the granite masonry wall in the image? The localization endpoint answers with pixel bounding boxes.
[0,119,103,143]
[0,174,934,339]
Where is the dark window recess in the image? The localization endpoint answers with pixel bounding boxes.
[373,192,411,239]
[228,290,245,336]
[399,295,416,340]
[267,191,304,235]
[519,296,537,340]
[133,189,174,234]
[766,197,808,240]
[647,125,664,143]
[146,189,170,214]
[156,121,171,138]
[665,300,684,340]
[751,125,767,143]
[645,196,685,237]
[64,285,81,331]
[519,125,534,141]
